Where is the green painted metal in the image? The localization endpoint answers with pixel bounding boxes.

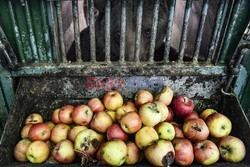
[0,85,8,128]
[220,0,250,63]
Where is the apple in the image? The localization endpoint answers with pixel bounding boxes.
[155,122,175,141]
[172,138,194,166]
[218,135,246,163]
[200,108,217,120]
[51,123,70,144]
[26,141,50,163]
[28,123,51,141]
[106,124,128,141]
[116,102,138,121]
[165,107,174,122]
[125,142,140,165]
[184,111,199,122]
[134,90,153,108]
[206,113,232,138]
[101,139,127,166]
[103,90,123,110]
[88,98,105,113]
[172,95,194,118]
[25,113,43,124]
[67,125,88,142]
[21,124,33,139]
[45,121,55,130]
[72,104,93,125]
[139,102,162,127]
[119,111,142,134]
[51,108,61,124]
[144,140,175,166]
[45,140,52,150]
[14,139,31,162]
[171,122,184,138]
[59,105,74,124]
[90,111,113,133]
[52,139,75,164]
[183,118,209,142]
[74,129,100,156]
[135,126,159,150]
[154,86,174,106]
[154,101,169,122]
[95,142,106,162]
[106,110,117,122]
[193,140,220,165]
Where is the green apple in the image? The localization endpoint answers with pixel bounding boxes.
[101,139,127,166]
[206,113,232,138]
[218,136,246,163]
[155,122,175,141]
[26,141,50,163]
[139,102,162,127]
[154,101,169,122]
[135,126,159,150]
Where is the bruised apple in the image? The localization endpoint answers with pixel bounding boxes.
[139,102,162,127]
[171,122,184,138]
[26,141,50,163]
[154,86,174,106]
[52,139,75,164]
[14,139,31,162]
[72,104,93,125]
[200,108,217,120]
[25,113,43,125]
[59,105,74,124]
[155,122,175,141]
[67,125,88,142]
[103,91,123,110]
[116,102,137,121]
[90,111,113,133]
[154,101,169,122]
[134,90,153,108]
[51,108,61,124]
[51,123,70,144]
[125,142,140,165]
[119,111,142,134]
[165,107,174,122]
[184,111,199,122]
[88,98,105,113]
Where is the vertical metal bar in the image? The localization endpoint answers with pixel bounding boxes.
[7,1,26,64]
[207,0,226,63]
[50,0,61,63]
[56,0,66,63]
[24,0,39,62]
[164,0,176,62]
[72,0,82,62]
[120,0,127,62]
[149,0,160,62]
[105,0,111,62]
[178,0,193,62]
[193,0,209,62]
[41,0,53,63]
[89,0,96,62]
[0,86,8,127]
[134,0,143,62]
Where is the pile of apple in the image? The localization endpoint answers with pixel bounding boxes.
[13,86,246,166]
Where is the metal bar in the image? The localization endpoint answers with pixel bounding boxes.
[7,1,26,64]
[89,0,96,62]
[41,0,53,63]
[207,0,226,63]
[50,0,61,63]
[56,0,67,63]
[120,0,127,62]
[164,0,176,62]
[0,40,14,68]
[148,0,160,62]
[134,0,143,62]
[72,0,82,62]
[193,0,209,62]
[178,0,193,62]
[0,86,8,127]
[105,0,111,62]
[24,0,39,62]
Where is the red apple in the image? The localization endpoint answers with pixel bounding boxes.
[90,111,113,133]
[88,98,105,113]
[59,105,74,124]
[172,95,194,118]
[184,111,199,122]
[103,90,123,110]
[183,118,209,142]
[21,124,33,139]
[172,138,194,166]
[95,142,106,162]
[25,113,43,125]
[14,139,32,162]
[116,102,138,122]
[125,142,140,165]
[165,107,174,122]
[134,90,153,108]
[28,123,51,141]
[72,104,93,125]
[120,111,142,134]
[171,122,184,138]
[51,123,70,144]
[193,140,220,165]
[51,108,61,124]
[67,125,88,142]
[106,124,128,141]
[52,139,75,164]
